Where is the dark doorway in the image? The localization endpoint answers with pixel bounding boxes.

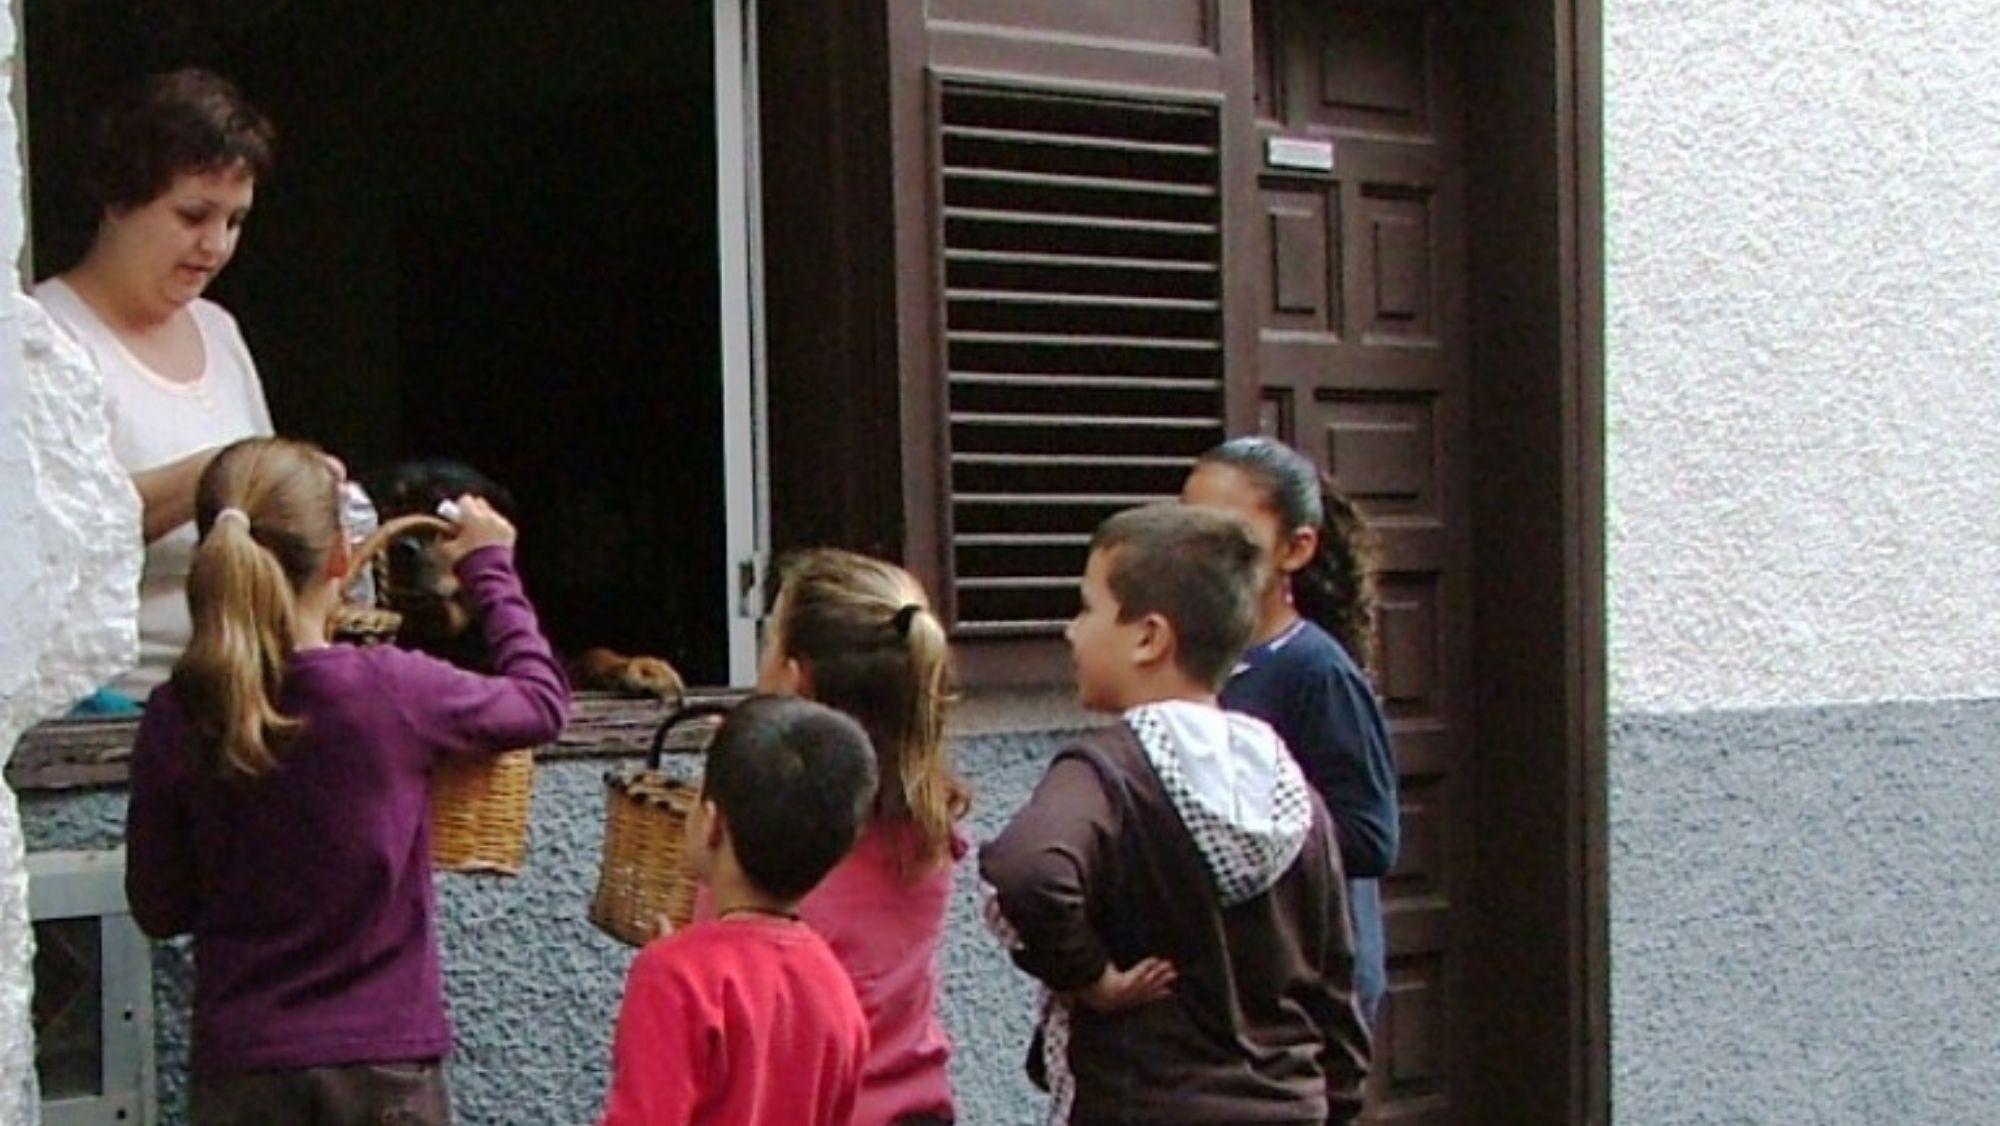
[25,1,730,681]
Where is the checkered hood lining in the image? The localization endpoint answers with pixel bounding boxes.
[979,878,1078,1124]
[981,704,1314,1124]
[1125,701,1312,907]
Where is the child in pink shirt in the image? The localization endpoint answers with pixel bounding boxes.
[746,549,971,1126]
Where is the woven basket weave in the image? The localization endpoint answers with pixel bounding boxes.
[432,748,537,875]
[329,604,403,646]
[589,704,731,946]
[341,511,538,876]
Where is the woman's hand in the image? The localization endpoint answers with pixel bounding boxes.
[130,447,222,543]
[437,494,516,566]
[1071,956,1177,1013]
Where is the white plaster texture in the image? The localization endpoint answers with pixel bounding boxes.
[1607,0,2000,714]
[1,300,142,1124]
[0,9,144,1105]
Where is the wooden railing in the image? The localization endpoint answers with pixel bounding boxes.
[6,689,751,793]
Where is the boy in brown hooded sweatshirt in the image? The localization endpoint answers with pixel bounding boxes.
[981,504,1371,1126]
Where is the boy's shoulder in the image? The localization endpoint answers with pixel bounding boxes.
[1054,703,1254,799]
[634,921,866,1044]
[624,923,751,1012]
[1053,716,1149,777]
[634,918,745,966]
[1058,701,1275,774]
[636,919,851,985]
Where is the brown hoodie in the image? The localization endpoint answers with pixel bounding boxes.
[981,706,1371,1125]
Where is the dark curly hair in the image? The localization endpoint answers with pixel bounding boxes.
[83,68,274,212]
[1195,437,1382,672]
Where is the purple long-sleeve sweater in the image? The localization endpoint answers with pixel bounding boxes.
[123,545,570,1076]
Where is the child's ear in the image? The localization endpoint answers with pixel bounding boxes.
[324,533,352,582]
[1132,611,1175,670]
[1276,523,1320,576]
[763,655,810,697]
[702,799,728,851]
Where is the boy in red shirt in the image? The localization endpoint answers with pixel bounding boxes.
[599,695,877,1126]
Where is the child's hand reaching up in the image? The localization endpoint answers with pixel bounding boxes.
[438,494,517,566]
[1072,956,1177,1013]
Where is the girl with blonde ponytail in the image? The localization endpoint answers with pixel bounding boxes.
[173,437,339,777]
[1182,436,1400,1031]
[125,436,569,1125]
[714,548,968,1126]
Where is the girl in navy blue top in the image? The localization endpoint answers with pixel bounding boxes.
[1182,436,1399,1027]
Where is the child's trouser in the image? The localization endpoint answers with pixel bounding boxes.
[191,1059,450,1126]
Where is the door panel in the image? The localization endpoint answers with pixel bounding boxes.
[1253,2,1469,1122]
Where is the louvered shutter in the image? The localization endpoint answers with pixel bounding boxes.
[939,82,1226,636]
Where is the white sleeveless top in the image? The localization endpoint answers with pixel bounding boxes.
[33,277,274,696]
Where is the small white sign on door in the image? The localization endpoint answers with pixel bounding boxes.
[1265,136,1336,173]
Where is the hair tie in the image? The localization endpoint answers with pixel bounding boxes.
[891,603,922,638]
[214,507,251,530]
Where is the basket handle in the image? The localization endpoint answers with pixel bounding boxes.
[344,512,454,586]
[647,703,735,769]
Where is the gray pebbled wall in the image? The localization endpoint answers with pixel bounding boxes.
[41,701,2000,1125]
[1611,699,2000,1124]
[22,726,1087,1125]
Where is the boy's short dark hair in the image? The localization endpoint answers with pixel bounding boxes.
[1092,503,1262,690]
[702,695,878,900]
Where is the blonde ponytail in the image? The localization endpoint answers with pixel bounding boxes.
[176,516,301,776]
[770,550,969,876]
[169,438,342,779]
[895,604,965,870]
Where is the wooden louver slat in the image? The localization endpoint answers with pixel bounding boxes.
[941,83,1226,636]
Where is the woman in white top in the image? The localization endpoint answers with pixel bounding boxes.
[35,69,278,703]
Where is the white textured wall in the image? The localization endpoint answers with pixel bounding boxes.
[0,2,145,1116]
[1608,0,2000,715]
[1609,4,2000,1124]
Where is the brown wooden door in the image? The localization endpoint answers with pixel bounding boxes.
[1250,2,1471,1121]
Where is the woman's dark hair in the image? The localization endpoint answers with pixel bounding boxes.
[1195,436,1382,671]
[83,68,275,212]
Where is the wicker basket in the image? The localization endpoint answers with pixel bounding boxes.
[339,511,539,876]
[589,704,732,946]
[329,604,404,646]
[432,747,537,875]
[329,512,451,644]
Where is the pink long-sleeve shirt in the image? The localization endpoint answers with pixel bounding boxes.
[799,820,965,1125]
